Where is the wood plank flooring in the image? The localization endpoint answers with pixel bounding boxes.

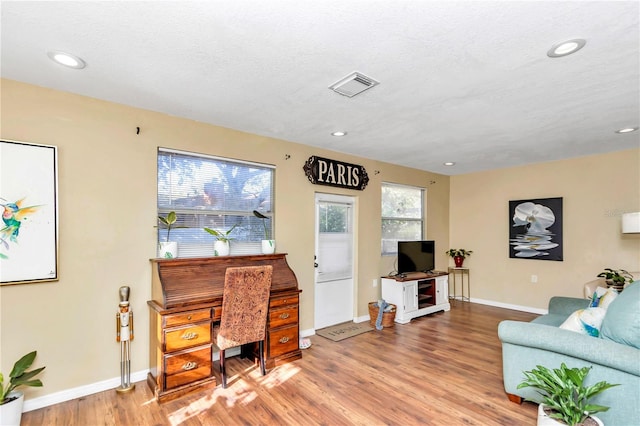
[22,302,538,425]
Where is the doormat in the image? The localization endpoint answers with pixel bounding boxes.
[316,321,373,342]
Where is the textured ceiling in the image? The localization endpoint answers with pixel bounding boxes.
[1,1,638,175]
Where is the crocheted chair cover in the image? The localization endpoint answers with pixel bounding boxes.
[217,265,273,350]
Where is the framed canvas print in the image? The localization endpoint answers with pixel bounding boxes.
[509,197,563,261]
[0,140,58,284]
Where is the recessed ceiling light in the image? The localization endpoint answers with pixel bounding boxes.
[331,131,347,137]
[547,39,586,58]
[615,127,638,134]
[47,51,86,69]
[443,162,455,166]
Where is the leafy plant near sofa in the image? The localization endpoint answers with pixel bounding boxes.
[0,351,45,405]
[517,363,618,426]
[596,268,634,285]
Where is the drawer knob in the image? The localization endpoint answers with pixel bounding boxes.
[279,313,290,319]
[182,361,198,371]
[187,315,192,320]
[181,332,198,340]
[279,336,290,344]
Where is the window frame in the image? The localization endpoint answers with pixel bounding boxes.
[381,182,425,255]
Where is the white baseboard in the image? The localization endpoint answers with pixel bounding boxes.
[23,369,149,413]
[469,297,548,315]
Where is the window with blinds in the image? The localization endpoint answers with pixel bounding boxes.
[157,148,274,257]
[381,182,424,255]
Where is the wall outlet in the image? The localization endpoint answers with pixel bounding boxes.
[372,278,378,287]
[531,274,538,283]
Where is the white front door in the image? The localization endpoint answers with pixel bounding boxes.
[314,193,355,330]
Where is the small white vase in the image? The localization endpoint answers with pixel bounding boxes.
[261,240,276,254]
[537,404,603,426]
[214,240,230,256]
[0,391,24,426]
[158,241,178,259]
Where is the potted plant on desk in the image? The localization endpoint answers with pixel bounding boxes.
[253,210,275,254]
[204,224,237,256]
[0,351,45,426]
[446,248,472,268]
[157,211,180,258]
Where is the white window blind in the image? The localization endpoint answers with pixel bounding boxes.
[381,182,424,255]
[157,148,274,257]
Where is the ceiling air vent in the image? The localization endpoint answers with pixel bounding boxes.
[329,72,379,98]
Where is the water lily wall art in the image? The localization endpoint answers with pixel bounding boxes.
[509,197,563,261]
[0,140,58,285]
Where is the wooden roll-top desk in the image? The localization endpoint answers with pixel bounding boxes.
[147,253,302,402]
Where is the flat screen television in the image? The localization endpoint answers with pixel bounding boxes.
[397,240,435,274]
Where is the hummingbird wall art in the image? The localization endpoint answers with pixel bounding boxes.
[0,197,41,259]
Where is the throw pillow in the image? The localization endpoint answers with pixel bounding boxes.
[589,287,618,310]
[559,307,607,337]
[600,281,640,348]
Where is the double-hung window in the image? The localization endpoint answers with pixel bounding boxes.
[157,148,274,257]
[381,182,424,255]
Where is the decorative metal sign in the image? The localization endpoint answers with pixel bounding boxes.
[303,156,369,190]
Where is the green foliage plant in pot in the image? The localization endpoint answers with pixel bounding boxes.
[157,211,180,259]
[0,351,45,426]
[517,363,618,426]
[446,248,473,268]
[253,210,275,254]
[596,268,634,292]
[204,224,237,256]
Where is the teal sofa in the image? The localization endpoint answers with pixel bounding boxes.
[498,281,640,425]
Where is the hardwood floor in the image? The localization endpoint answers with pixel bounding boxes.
[22,302,539,425]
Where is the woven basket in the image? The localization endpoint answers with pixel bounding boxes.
[368,302,396,328]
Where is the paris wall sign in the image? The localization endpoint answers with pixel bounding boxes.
[303,156,369,191]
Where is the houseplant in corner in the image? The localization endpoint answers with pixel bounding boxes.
[204,224,237,256]
[596,268,634,292]
[0,351,45,426]
[445,248,473,268]
[157,211,180,258]
[517,363,618,426]
[253,210,275,254]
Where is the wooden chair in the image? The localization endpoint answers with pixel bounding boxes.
[217,265,273,388]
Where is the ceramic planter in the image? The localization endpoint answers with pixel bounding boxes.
[261,240,275,254]
[158,241,178,259]
[0,391,24,426]
[214,240,230,256]
[537,404,603,426]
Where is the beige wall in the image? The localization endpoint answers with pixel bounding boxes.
[0,79,449,399]
[450,149,640,309]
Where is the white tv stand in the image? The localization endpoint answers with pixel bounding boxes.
[381,272,450,324]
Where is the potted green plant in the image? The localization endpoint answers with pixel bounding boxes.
[253,210,275,254]
[204,224,237,256]
[446,248,473,268]
[0,351,45,426]
[596,268,634,292]
[517,363,618,426]
[157,211,180,258]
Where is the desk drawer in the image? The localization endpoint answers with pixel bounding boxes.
[269,305,298,329]
[165,322,211,352]
[164,309,211,328]
[164,345,212,390]
[269,325,298,357]
[270,294,298,309]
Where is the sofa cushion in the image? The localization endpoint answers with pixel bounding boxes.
[600,281,640,349]
[559,307,606,337]
[589,286,618,310]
